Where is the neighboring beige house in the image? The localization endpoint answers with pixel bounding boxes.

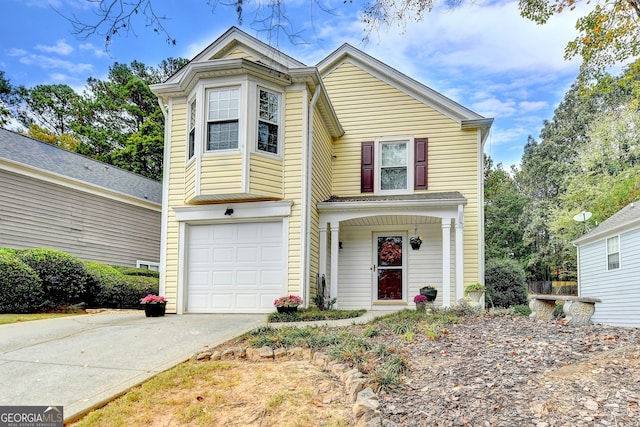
[0,128,162,268]
[151,27,492,314]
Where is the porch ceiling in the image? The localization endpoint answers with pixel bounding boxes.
[341,214,441,227]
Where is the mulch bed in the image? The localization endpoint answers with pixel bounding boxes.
[375,315,640,426]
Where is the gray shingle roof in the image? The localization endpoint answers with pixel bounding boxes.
[0,128,162,204]
[573,200,640,246]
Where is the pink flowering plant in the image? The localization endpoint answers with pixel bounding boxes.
[413,294,428,304]
[140,294,166,304]
[273,295,303,308]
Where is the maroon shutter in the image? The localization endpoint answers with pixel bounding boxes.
[414,137,428,190]
[361,141,374,193]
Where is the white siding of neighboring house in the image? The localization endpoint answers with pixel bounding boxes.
[336,221,456,310]
[578,228,640,327]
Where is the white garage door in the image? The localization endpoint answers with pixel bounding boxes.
[187,222,284,313]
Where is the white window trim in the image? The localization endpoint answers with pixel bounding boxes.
[203,86,243,154]
[248,84,285,159]
[374,136,414,195]
[606,235,620,271]
[137,260,160,271]
[186,97,197,164]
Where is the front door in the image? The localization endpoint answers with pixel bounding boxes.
[374,234,406,301]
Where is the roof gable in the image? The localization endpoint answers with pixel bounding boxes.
[164,27,306,86]
[317,44,492,139]
[573,200,640,246]
[0,128,162,204]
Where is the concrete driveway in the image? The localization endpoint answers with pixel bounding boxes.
[0,310,265,421]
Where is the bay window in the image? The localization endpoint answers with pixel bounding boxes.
[257,89,280,154]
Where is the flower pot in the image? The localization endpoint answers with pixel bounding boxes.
[410,242,422,250]
[276,306,298,314]
[468,291,484,307]
[143,303,166,317]
[416,301,427,311]
[420,287,437,302]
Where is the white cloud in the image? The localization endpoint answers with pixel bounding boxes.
[35,39,74,55]
[18,54,93,74]
[79,43,109,58]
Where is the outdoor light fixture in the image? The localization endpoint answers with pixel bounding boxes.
[224,208,234,216]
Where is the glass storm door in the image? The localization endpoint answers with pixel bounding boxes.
[375,234,405,301]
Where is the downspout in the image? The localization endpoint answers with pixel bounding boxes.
[300,86,322,307]
[156,97,171,309]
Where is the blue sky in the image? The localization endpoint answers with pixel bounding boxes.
[1,0,585,168]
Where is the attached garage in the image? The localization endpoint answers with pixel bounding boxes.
[186,221,285,313]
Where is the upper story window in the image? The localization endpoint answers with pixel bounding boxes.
[361,137,428,194]
[607,236,620,270]
[207,87,239,151]
[188,99,196,159]
[257,89,280,154]
[380,141,408,191]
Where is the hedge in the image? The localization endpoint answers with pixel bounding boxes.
[0,252,46,313]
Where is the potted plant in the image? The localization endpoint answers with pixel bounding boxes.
[419,285,438,302]
[273,295,303,314]
[140,294,167,317]
[414,294,428,311]
[409,235,423,250]
[464,283,486,306]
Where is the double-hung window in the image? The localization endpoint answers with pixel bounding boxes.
[188,99,196,159]
[607,236,620,270]
[207,87,239,151]
[380,141,409,191]
[257,89,280,154]
[361,137,427,194]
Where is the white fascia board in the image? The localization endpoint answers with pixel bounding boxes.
[573,221,640,246]
[174,200,293,223]
[151,59,292,99]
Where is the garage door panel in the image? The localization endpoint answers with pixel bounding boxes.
[187,222,284,313]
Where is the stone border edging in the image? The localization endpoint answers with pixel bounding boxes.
[192,345,396,427]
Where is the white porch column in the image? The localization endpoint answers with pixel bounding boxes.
[319,225,328,280]
[455,204,465,302]
[442,219,452,307]
[330,222,340,308]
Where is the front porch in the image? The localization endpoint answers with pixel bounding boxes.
[317,193,467,309]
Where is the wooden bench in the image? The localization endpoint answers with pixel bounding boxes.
[528,294,602,326]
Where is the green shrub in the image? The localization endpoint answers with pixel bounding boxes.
[84,262,158,308]
[0,252,45,313]
[17,248,88,309]
[485,258,528,308]
[513,304,532,316]
[113,266,160,278]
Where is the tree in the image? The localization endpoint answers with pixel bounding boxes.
[484,156,528,262]
[13,84,82,136]
[0,71,13,127]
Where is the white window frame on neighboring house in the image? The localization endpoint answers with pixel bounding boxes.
[374,137,414,194]
[137,261,160,272]
[606,235,620,271]
[187,98,196,161]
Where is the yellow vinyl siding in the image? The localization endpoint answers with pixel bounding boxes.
[221,48,258,62]
[184,161,196,202]
[322,60,481,288]
[283,90,304,294]
[199,153,243,194]
[164,100,188,312]
[249,153,283,198]
[309,109,334,295]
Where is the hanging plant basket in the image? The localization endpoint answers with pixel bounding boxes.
[410,242,422,250]
[420,287,438,302]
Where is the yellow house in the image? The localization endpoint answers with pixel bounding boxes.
[150,27,493,314]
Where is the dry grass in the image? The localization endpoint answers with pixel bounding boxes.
[70,358,354,427]
[0,312,82,325]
